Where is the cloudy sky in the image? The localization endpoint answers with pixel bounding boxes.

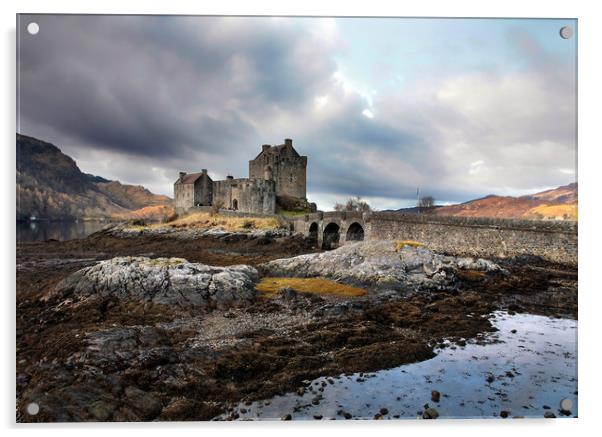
[17,15,577,210]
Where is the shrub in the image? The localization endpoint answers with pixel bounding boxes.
[418,196,436,214]
[333,196,371,212]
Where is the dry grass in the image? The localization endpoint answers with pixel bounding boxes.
[130,211,281,232]
[256,277,367,298]
[112,205,175,221]
[395,240,426,251]
[524,203,578,220]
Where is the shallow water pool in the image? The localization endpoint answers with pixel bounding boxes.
[223,311,577,420]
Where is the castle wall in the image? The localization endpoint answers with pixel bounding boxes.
[195,173,213,206]
[175,138,305,215]
[249,143,307,199]
[212,178,276,214]
[174,172,213,213]
[174,183,195,211]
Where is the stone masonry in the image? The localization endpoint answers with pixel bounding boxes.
[174,138,307,215]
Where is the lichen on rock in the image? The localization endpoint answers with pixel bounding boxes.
[52,256,258,308]
[260,240,506,291]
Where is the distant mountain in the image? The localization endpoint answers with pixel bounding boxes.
[16,133,173,221]
[393,183,577,220]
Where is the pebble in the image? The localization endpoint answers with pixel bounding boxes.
[500,410,510,418]
[281,414,292,421]
[560,398,572,415]
[544,411,556,418]
[423,407,439,419]
[431,390,441,402]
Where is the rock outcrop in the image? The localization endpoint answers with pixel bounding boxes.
[103,223,291,242]
[53,256,258,308]
[260,241,505,291]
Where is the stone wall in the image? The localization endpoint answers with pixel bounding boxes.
[248,139,307,199]
[173,206,278,220]
[195,172,213,206]
[368,213,577,265]
[174,171,212,212]
[290,212,578,266]
[174,183,195,211]
[212,178,276,214]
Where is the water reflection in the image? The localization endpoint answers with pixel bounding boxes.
[224,312,578,420]
[16,220,111,242]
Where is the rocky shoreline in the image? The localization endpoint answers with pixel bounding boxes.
[16,227,577,422]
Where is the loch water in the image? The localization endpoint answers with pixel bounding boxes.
[16,220,111,242]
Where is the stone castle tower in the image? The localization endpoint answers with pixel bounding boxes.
[174,138,307,215]
[248,138,307,199]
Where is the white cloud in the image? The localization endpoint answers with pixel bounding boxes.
[559,168,576,175]
[469,160,485,175]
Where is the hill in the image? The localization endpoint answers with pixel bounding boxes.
[394,183,577,220]
[16,133,173,221]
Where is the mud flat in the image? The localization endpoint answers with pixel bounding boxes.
[16,228,577,422]
[221,312,577,420]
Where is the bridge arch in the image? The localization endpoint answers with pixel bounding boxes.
[308,222,319,244]
[322,222,340,250]
[346,222,365,242]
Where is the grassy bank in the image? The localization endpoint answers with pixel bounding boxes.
[128,211,283,232]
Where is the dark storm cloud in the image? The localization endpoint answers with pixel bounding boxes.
[17,16,576,208]
[18,15,335,160]
[18,14,398,202]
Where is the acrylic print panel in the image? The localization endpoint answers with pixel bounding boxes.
[16,15,577,422]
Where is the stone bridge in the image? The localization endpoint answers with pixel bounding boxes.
[288,211,578,265]
[289,211,370,249]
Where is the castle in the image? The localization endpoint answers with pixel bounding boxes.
[174,138,307,215]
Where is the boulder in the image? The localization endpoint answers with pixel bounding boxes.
[53,256,258,308]
[260,241,505,291]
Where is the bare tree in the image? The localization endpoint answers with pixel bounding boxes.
[418,195,436,214]
[334,196,371,212]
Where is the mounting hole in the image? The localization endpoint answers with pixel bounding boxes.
[27,22,39,35]
[559,26,573,39]
[26,402,39,415]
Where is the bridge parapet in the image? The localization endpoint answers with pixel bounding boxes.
[289,210,577,265]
